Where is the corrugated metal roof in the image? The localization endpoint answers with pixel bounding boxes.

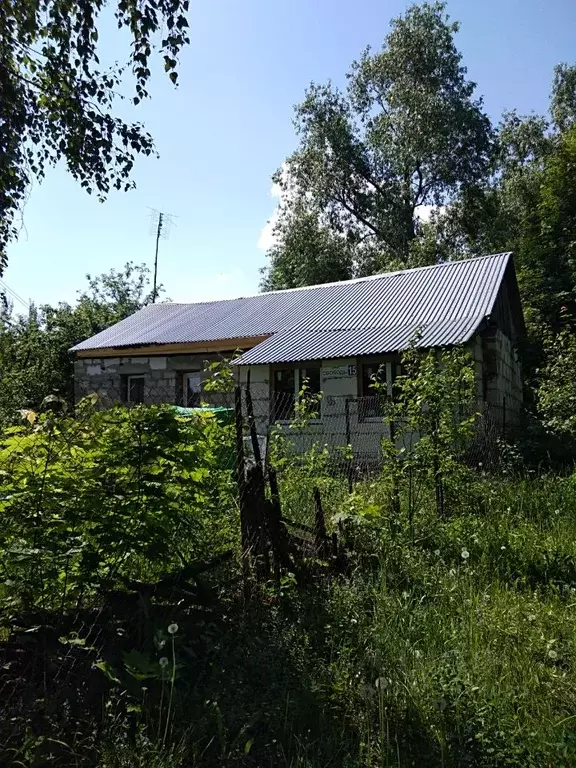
[234,315,484,365]
[71,253,512,362]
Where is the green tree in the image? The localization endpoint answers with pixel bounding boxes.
[0,262,158,420]
[487,120,576,361]
[551,63,576,133]
[415,110,553,264]
[381,343,477,520]
[538,321,576,439]
[262,2,494,289]
[530,126,576,327]
[421,67,576,380]
[0,0,190,272]
[261,201,354,291]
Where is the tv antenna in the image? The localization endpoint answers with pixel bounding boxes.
[147,208,178,302]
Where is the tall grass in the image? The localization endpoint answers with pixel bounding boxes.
[4,449,576,765]
[92,471,576,767]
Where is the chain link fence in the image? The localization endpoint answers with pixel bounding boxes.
[67,380,511,466]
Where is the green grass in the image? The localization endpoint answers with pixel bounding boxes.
[5,465,576,766]
[218,469,576,767]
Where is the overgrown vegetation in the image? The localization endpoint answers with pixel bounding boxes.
[2,349,576,767]
[0,401,235,615]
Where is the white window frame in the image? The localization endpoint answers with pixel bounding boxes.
[127,374,145,405]
[271,365,322,423]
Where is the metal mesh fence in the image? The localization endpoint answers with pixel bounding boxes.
[68,380,510,467]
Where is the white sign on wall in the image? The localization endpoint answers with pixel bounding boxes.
[323,364,357,380]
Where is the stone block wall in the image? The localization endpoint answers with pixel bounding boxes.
[481,329,523,427]
[74,333,523,453]
[74,353,230,407]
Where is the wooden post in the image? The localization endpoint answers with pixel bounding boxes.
[234,386,246,493]
[267,467,299,580]
[234,386,251,592]
[390,418,401,517]
[245,369,262,468]
[245,465,270,582]
[432,419,444,517]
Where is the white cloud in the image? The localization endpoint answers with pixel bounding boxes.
[257,210,280,252]
[257,163,289,252]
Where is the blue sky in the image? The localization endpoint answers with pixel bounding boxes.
[4,0,576,310]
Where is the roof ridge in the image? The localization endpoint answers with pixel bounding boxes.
[266,311,487,337]
[148,252,511,307]
[257,252,511,298]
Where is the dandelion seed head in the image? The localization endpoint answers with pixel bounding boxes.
[375,677,388,692]
[167,623,179,635]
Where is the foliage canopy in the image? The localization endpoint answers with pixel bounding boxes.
[262,2,494,289]
[0,0,190,271]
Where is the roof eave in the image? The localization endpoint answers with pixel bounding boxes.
[73,335,271,358]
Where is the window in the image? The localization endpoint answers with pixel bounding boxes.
[359,363,387,419]
[358,359,403,419]
[300,366,321,397]
[273,368,295,419]
[184,373,202,407]
[271,365,321,421]
[127,375,145,405]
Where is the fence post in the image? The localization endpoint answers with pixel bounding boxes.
[344,397,353,493]
[313,486,329,558]
[267,467,298,580]
[245,369,262,469]
[389,418,401,517]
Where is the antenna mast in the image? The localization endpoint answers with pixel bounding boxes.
[153,212,163,303]
[147,208,177,303]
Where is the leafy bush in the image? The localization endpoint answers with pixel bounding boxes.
[0,399,236,614]
[539,324,576,439]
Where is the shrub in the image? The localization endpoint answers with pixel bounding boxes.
[0,399,236,613]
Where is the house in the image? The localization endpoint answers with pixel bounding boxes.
[71,252,524,460]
